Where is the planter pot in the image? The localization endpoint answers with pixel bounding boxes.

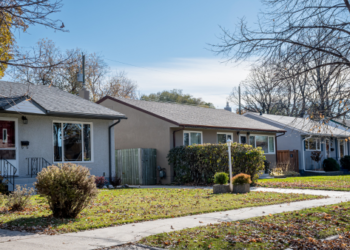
[213,184,230,194]
[232,183,250,194]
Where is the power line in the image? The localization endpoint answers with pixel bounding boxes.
[104,58,177,75]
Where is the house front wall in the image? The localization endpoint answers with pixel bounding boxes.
[0,113,114,178]
[99,99,175,184]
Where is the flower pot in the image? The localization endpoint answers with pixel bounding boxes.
[232,183,250,194]
[213,184,230,194]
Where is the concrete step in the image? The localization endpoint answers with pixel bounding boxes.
[14,177,37,184]
[259,173,274,179]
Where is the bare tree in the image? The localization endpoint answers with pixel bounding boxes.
[8,39,138,101]
[0,0,68,70]
[213,0,350,72]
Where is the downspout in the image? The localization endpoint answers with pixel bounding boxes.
[173,126,185,148]
[109,118,125,183]
[275,132,286,164]
[302,135,312,172]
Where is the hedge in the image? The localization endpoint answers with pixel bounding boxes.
[167,143,265,185]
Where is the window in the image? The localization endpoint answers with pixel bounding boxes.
[217,133,233,143]
[53,122,92,162]
[249,135,275,154]
[240,135,247,144]
[2,129,7,143]
[305,138,320,151]
[183,131,202,146]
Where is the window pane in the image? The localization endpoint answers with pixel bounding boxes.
[305,140,309,150]
[240,136,247,144]
[83,124,91,161]
[0,150,16,159]
[227,134,232,140]
[184,133,189,146]
[0,121,15,148]
[308,138,317,150]
[256,135,268,153]
[53,123,62,162]
[190,133,201,145]
[249,136,255,147]
[269,137,275,153]
[217,134,226,143]
[63,123,82,161]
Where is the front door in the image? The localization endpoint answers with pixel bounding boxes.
[0,118,18,175]
[325,139,330,159]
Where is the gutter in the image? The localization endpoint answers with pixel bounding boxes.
[108,118,127,183]
[173,126,185,148]
[275,132,286,164]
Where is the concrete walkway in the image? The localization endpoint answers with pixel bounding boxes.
[1,187,350,250]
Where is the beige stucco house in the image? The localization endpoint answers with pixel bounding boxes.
[98,96,286,184]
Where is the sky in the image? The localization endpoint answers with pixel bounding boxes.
[7,0,262,109]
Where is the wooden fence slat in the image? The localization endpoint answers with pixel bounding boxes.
[277,150,299,172]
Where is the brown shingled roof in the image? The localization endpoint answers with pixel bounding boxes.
[97,96,286,133]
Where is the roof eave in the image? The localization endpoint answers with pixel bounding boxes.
[178,124,286,133]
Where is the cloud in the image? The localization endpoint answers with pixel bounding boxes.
[111,58,251,109]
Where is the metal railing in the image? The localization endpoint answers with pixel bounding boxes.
[0,159,17,191]
[26,157,51,177]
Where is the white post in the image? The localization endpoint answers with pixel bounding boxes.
[227,139,233,192]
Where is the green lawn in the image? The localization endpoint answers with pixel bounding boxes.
[0,188,322,235]
[140,202,350,249]
[257,175,350,191]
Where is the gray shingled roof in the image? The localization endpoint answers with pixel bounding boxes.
[0,81,126,120]
[99,96,285,132]
[246,112,350,137]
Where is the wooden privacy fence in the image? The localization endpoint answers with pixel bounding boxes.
[116,148,157,185]
[276,150,299,172]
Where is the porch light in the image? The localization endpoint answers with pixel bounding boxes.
[22,116,28,124]
[227,139,233,192]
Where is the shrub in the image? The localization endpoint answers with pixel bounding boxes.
[35,163,98,219]
[340,156,350,170]
[0,193,5,206]
[95,176,108,188]
[168,143,265,185]
[213,172,229,185]
[6,185,34,211]
[110,174,122,186]
[323,158,340,172]
[232,173,252,185]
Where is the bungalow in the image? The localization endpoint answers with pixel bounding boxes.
[243,112,350,173]
[97,96,286,184]
[0,81,127,190]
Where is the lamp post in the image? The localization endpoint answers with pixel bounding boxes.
[227,139,233,192]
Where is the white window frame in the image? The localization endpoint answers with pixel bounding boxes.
[338,139,348,158]
[183,130,203,146]
[305,138,321,151]
[217,132,233,143]
[52,121,94,163]
[2,128,7,143]
[249,134,276,154]
[239,133,247,144]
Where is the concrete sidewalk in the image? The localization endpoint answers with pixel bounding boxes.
[1,188,350,250]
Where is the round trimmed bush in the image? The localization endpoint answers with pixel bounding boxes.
[340,156,350,170]
[35,163,98,218]
[232,173,252,185]
[213,172,229,185]
[323,158,340,172]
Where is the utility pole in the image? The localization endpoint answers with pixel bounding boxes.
[239,84,241,115]
[82,53,85,89]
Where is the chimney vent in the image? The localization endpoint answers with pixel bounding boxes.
[224,102,232,112]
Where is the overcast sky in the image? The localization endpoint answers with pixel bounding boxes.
[5,0,262,108]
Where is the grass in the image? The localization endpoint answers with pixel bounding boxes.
[140,202,350,249]
[0,188,322,234]
[257,175,350,191]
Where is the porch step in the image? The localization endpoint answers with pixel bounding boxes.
[259,173,274,179]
